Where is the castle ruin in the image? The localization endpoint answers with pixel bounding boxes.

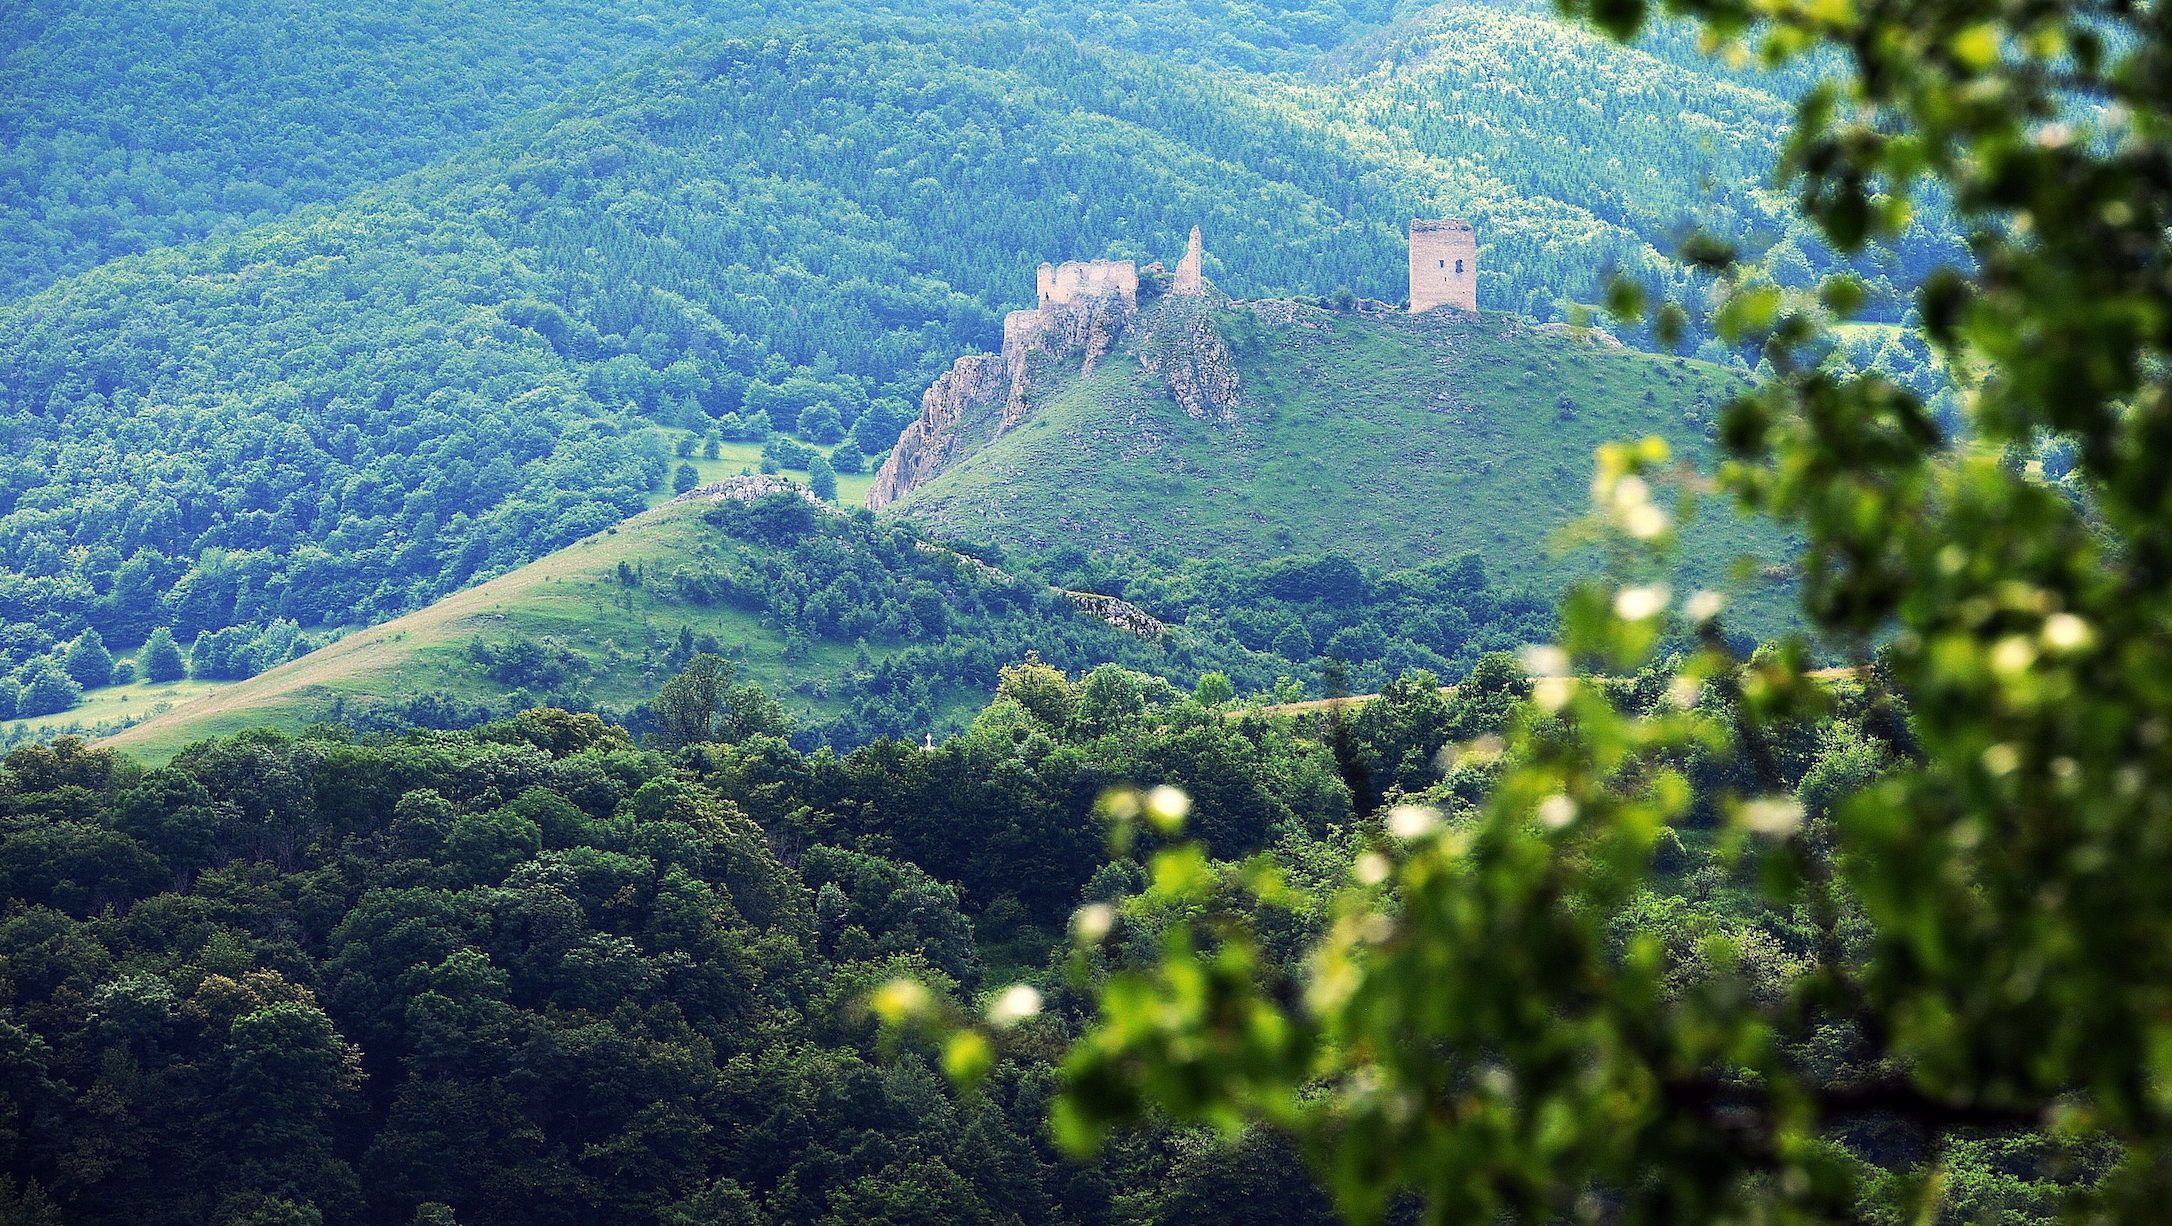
[1036,258,1139,310]
[872,221,1506,511]
[1408,218,1478,315]
[1172,226,1206,295]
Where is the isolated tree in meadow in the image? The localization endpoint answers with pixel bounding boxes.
[140,627,188,682]
[762,432,813,472]
[1003,0,2172,1221]
[808,454,838,502]
[63,628,114,688]
[673,462,700,494]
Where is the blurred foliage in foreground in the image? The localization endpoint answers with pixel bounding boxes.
[906,0,2172,1220]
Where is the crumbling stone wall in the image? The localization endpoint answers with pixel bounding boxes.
[1036,259,1139,309]
[869,227,1241,507]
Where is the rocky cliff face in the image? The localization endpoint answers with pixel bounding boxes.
[1000,290,1133,427]
[865,353,1009,508]
[869,281,1145,509]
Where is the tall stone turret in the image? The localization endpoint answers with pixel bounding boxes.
[1408,218,1478,315]
[1172,226,1206,295]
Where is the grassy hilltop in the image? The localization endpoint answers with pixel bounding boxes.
[885,303,1793,625]
[98,492,1169,763]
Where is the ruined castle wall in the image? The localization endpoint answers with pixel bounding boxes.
[1037,259,1139,309]
[1408,218,1478,315]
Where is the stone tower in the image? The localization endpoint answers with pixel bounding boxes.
[1172,226,1206,295]
[1408,218,1478,315]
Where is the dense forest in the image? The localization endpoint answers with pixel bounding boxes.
[0,653,2079,1223]
[0,661,1364,1226]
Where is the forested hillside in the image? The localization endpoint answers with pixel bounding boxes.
[3,0,2162,1218]
[0,686,1362,1226]
[0,0,719,300]
[0,14,1854,729]
[1,651,2073,1224]
[0,0,1414,302]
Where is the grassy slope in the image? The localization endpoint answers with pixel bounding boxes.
[889,306,1794,625]
[6,448,874,752]
[4,679,234,747]
[100,496,896,764]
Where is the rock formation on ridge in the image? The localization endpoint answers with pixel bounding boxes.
[868,228,1240,510]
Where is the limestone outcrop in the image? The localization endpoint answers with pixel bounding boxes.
[1000,285,1132,426]
[866,353,1009,508]
[868,227,1241,508]
[1135,289,1240,421]
[1065,590,1167,638]
[671,474,823,506]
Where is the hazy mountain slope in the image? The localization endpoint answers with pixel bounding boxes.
[0,0,728,300]
[1304,1,1962,314]
[0,0,1413,302]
